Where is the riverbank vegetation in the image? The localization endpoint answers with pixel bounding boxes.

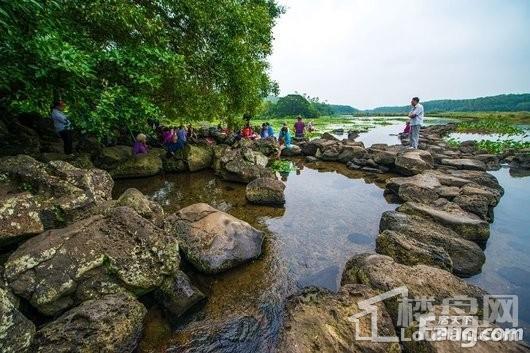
[455,119,526,135]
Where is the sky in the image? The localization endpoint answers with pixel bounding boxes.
[268,0,530,109]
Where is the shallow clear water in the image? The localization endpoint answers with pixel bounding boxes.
[111,120,530,351]
[467,167,530,336]
[114,162,396,353]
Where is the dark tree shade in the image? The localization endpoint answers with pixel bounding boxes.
[0,0,283,137]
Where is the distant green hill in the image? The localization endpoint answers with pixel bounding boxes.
[365,94,530,113]
[329,104,359,114]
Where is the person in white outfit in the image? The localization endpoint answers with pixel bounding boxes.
[408,97,424,149]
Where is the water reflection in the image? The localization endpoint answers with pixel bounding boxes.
[115,162,396,353]
[467,167,530,338]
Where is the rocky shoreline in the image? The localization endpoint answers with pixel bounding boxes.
[1,122,530,352]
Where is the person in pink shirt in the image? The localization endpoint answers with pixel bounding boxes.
[162,127,175,145]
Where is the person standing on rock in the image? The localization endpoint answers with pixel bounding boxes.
[51,100,73,154]
[408,97,424,149]
[294,116,305,138]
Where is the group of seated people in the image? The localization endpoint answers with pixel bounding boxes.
[132,116,311,159]
[162,126,188,156]
[239,122,275,140]
[133,125,191,156]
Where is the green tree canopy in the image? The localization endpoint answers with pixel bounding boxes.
[265,94,320,118]
[0,0,282,137]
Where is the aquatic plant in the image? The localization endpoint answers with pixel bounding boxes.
[475,139,530,154]
[455,120,525,135]
[445,137,530,154]
[269,160,296,174]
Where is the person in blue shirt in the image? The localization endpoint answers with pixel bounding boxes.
[260,123,269,139]
[177,125,187,144]
[51,100,73,154]
[277,125,292,158]
[266,122,275,138]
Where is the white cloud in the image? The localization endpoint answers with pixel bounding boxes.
[269,0,530,109]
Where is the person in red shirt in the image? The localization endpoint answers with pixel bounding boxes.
[241,122,255,139]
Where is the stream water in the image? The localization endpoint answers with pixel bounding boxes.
[111,117,530,352]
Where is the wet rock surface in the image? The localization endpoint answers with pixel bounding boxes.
[246,177,286,205]
[278,284,401,353]
[379,211,485,276]
[154,270,206,318]
[376,229,453,272]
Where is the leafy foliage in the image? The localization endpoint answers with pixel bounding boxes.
[265,94,320,118]
[0,0,282,138]
[269,159,296,173]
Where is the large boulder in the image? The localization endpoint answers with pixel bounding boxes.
[165,203,264,274]
[301,139,339,157]
[161,149,188,173]
[510,150,530,170]
[95,146,162,178]
[277,285,401,353]
[0,193,45,247]
[397,201,490,243]
[341,253,485,320]
[453,184,501,221]
[0,155,113,228]
[386,173,441,203]
[440,158,487,171]
[370,147,399,166]
[46,160,113,204]
[33,293,146,353]
[185,144,213,172]
[443,169,504,193]
[4,207,179,315]
[246,177,285,205]
[215,147,274,183]
[154,270,206,318]
[249,138,280,157]
[337,145,367,163]
[0,286,36,353]
[281,144,302,157]
[376,230,453,272]
[116,188,164,224]
[394,149,434,176]
[379,211,485,277]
